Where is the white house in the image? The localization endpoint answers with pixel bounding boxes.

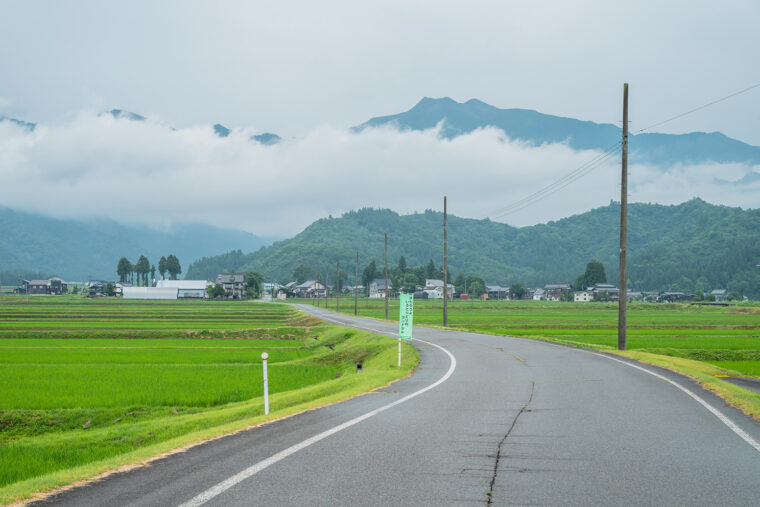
[710,289,728,302]
[424,279,454,300]
[369,279,392,298]
[574,290,591,302]
[532,288,545,301]
[156,279,209,299]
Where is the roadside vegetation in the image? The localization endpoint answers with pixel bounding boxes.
[0,297,417,504]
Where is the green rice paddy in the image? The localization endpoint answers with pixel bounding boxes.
[0,296,417,501]
[302,297,760,377]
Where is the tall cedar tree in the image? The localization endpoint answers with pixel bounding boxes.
[135,255,150,286]
[116,257,131,283]
[166,254,181,280]
[158,256,167,280]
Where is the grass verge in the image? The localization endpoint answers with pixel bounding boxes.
[0,325,418,505]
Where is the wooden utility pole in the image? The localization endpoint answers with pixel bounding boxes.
[443,195,448,327]
[355,250,359,316]
[325,267,329,310]
[618,83,629,351]
[336,261,340,312]
[384,232,389,320]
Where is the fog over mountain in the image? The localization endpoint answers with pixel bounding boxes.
[0,97,758,241]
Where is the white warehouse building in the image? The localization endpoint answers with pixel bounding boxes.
[122,287,179,300]
[156,280,209,299]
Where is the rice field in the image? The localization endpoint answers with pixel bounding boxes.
[0,296,417,499]
[301,297,760,377]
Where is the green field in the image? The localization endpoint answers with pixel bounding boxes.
[0,297,417,502]
[301,297,760,377]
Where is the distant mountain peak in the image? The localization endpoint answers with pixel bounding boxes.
[251,132,281,145]
[0,115,36,131]
[213,123,231,137]
[108,109,146,122]
[354,96,760,168]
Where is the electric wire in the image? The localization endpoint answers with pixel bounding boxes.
[486,141,620,219]
[485,81,760,219]
[634,81,760,134]
[490,147,620,219]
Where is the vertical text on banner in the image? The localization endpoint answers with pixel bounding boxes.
[399,293,414,340]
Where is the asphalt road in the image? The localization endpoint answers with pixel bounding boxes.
[36,305,760,506]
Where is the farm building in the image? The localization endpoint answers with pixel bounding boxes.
[122,287,179,300]
[294,280,326,297]
[156,279,209,298]
[22,277,68,295]
[486,285,509,300]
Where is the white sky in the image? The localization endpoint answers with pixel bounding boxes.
[0,1,759,236]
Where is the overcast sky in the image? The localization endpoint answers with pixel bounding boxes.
[1,1,759,236]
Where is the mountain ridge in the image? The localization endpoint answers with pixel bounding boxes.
[5,97,760,166]
[186,199,760,298]
[355,97,760,167]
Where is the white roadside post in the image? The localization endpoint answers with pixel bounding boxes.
[261,352,269,415]
[398,293,414,367]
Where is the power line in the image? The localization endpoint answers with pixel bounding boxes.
[487,141,620,219]
[491,148,619,219]
[486,81,760,220]
[634,81,760,134]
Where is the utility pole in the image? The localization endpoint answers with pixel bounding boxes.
[355,250,359,316]
[384,232,389,320]
[336,261,340,312]
[618,83,629,351]
[325,267,329,310]
[443,195,448,327]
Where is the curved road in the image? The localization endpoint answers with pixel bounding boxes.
[37,305,760,506]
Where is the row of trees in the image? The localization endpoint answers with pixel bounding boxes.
[116,254,181,285]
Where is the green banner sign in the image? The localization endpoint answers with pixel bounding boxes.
[398,293,414,340]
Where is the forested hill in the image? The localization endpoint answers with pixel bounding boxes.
[186,199,760,298]
[0,207,269,282]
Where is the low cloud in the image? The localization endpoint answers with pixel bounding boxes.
[0,113,758,237]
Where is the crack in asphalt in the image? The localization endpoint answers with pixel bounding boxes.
[486,381,535,506]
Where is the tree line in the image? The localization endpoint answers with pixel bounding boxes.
[116,254,181,285]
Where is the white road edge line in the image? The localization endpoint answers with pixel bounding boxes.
[178,311,456,507]
[594,353,760,453]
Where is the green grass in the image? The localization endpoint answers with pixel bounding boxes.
[707,361,760,377]
[0,297,418,502]
[298,297,760,377]
[0,345,310,364]
[0,363,339,409]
